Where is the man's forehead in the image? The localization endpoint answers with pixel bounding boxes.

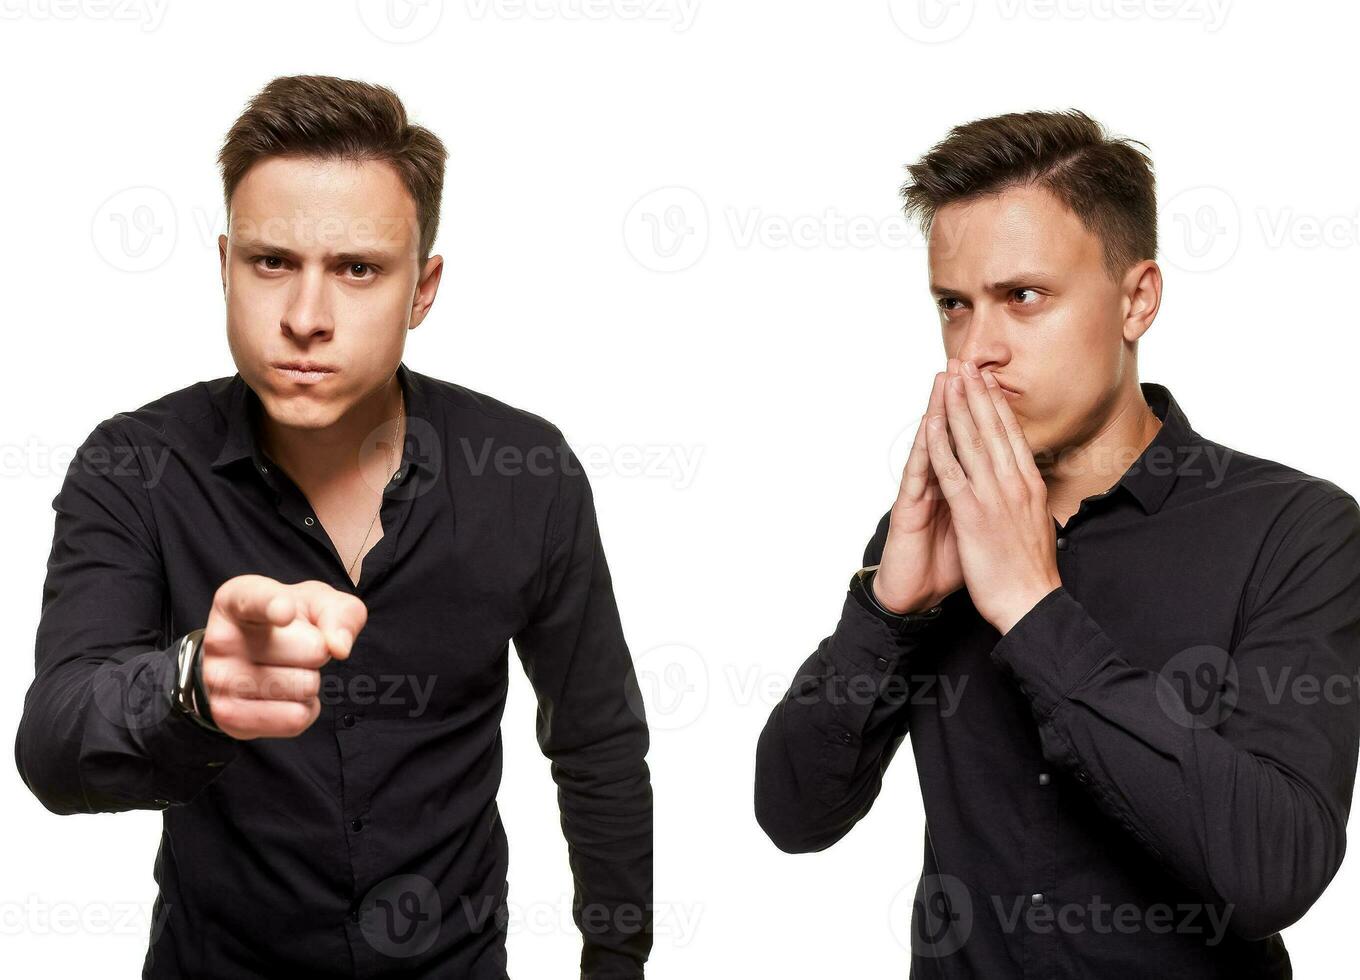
[229,155,418,254]
[927,187,1094,281]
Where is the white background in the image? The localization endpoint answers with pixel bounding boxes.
[3,1,1359,976]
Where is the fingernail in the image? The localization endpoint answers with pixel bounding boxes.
[335,629,353,655]
[982,369,998,388]
[963,360,979,377]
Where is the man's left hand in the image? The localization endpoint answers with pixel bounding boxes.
[924,359,1063,635]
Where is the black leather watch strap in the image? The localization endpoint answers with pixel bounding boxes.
[190,631,219,730]
[849,566,943,635]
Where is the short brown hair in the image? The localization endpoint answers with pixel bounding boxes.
[217,74,447,265]
[900,109,1156,282]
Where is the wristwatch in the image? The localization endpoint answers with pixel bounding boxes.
[169,628,226,734]
[849,566,943,636]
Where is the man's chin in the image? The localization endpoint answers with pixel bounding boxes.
[255,388,345,430]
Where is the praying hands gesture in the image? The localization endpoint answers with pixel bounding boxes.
[877,357,1062,635]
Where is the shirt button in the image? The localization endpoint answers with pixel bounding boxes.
[350,907,360,923]
[875,657,889,670]
[343,713,356,728]
[1056,536,1068,551]
[1075,770,1090,784]
[259,464,269,475]
[351,817,364,832]
[304,516,315,526]
[839,731,853,744]
[1031,892,1045,907]
[1038,773,1051,786]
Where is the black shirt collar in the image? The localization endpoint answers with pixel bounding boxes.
[1117,381,1197,516]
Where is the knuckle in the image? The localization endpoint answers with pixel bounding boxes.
[210,697,237,728]
[284,701,314,736]
[200,658,226,692]
[258,671,287,700]
[221,669,256,701]
[202,621,231,652]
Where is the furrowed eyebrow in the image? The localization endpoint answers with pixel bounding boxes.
[233,240,395,264]
[930,272,1058,297]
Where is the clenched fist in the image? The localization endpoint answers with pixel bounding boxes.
[199,575,368,740]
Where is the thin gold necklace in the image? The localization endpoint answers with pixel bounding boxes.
[346,391,405,582]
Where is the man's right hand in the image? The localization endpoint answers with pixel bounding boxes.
[874,362,965,615]
[199,575,367,740]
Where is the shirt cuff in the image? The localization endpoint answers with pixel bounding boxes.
[79,644,240,810]
[832,589,938,674]
[581,947,646,980]
[141,644,240,802]
[988,586,1109,718]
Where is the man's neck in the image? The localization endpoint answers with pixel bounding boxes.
[258,374,405,491]
[1038,383,1163,527]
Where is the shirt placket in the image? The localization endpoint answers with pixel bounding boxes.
[252,451,424,977]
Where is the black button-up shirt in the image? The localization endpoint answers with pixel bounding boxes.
[16,362,652,979]
[756,382,1360,978]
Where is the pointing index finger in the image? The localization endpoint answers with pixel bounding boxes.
[218,574,296,629]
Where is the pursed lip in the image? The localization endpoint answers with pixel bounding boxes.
[272,361,337,374]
